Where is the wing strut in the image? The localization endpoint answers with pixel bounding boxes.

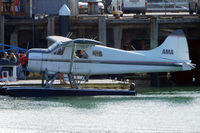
[68,73,79,89]
[69,42,76,73]
[68,42,79,89]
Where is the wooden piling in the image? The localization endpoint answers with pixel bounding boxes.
[59,4,71,37]
[88,2,98,15]
[0,0,2,15]
[98,16,107,45]
[10,29,18,46]
[0,16,5,49]
[150,16,160,87]
[113,26,122,49]
[150,16,158,49]
[47,17,55,46]
[68,0,79,16]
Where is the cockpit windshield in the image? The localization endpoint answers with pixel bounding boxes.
[48,42,59,52]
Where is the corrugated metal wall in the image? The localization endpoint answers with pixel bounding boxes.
[32,0,68,15]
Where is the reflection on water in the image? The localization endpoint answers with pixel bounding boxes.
[0,92,195,109]
[0,89,200,132]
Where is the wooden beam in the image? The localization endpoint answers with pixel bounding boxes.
[0,0,2,15]
[26,0,28,16]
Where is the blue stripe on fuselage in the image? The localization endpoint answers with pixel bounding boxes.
[28,58,182,67]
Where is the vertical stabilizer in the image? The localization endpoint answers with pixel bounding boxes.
[151,29,190,61]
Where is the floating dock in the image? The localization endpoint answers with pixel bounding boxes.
[0,86,136,97]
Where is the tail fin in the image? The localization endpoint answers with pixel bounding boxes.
[151,29,190,61]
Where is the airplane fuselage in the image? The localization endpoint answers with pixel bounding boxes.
[27,30,194,76]
[27,45,183,75]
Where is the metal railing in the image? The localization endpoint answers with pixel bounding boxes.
[147,0,189,12]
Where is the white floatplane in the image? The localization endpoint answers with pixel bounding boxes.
[1,29,195,97]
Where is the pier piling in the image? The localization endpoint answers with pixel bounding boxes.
[98,16,107,45]
[59,4,71,37]
[88,2,99,15]
[68,0,79,16]
[150,16,160,87]
[113,26,122,49]
[0,16,4,47]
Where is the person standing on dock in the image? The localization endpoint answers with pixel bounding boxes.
[2,0,9,12]
[3,52,10,60]
[14,0,20,12]
[10,52,17,64]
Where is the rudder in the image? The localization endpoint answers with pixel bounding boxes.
[151,29,190,61]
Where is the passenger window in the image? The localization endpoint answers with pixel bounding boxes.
[93,50,102,57]
[53,47,65,55]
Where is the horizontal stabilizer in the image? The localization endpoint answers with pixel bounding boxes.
[182,61,196,70]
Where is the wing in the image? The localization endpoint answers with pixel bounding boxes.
[46,36,72,43]
[47,36,103,48]
[62,38,103,49]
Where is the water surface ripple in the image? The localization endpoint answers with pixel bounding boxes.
[0,89,200,133]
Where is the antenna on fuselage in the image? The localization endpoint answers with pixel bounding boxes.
[26,42,29,52]
[93,36,97,40]
[66,32,73,38]
[86,35,97,40]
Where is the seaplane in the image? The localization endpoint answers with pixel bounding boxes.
[1,29,195,97]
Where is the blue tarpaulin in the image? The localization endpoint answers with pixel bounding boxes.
[0,43,27,54]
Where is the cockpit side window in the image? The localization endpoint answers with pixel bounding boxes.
[53,47,65,55]
[75,50,88,59]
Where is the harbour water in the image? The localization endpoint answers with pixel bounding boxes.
[0,87,200,133]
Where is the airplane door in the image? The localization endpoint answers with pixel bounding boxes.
[46,46,66,73]
[74,49,91,75]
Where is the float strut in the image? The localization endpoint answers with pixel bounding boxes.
[68,73,79,89]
